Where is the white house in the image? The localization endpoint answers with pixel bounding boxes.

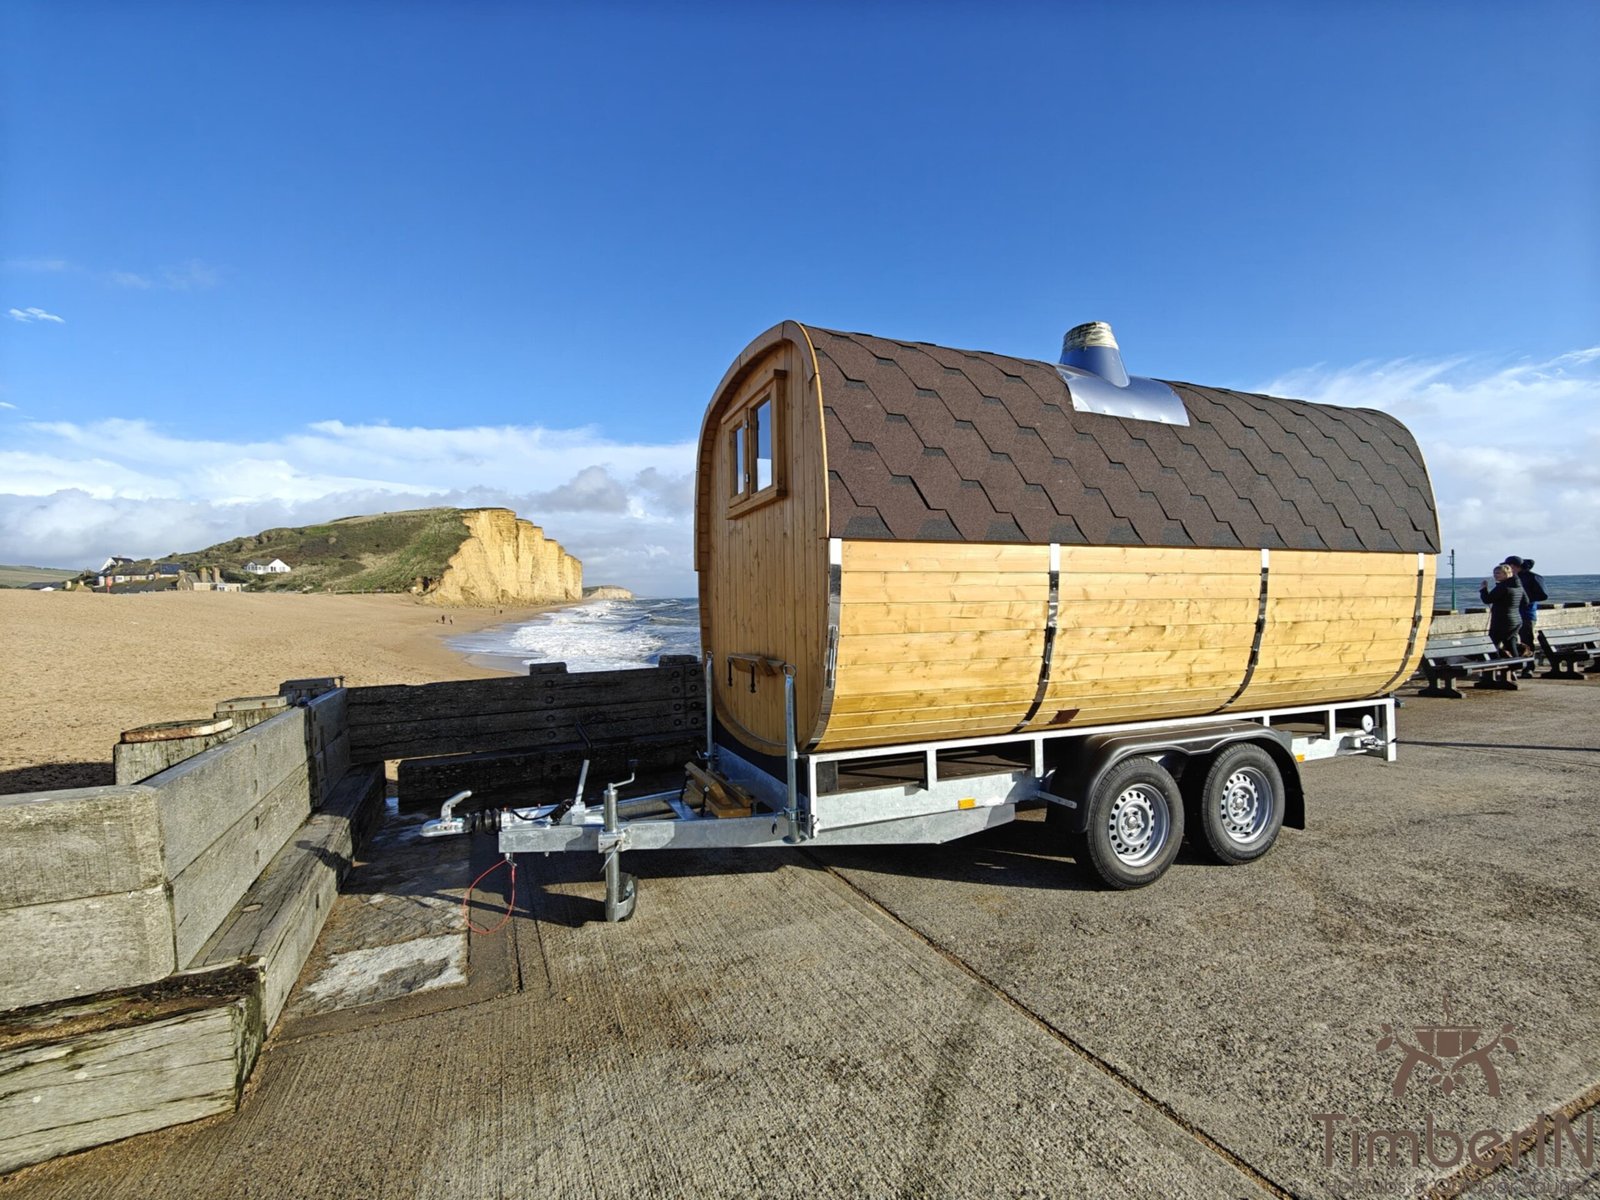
[244,559,293,575]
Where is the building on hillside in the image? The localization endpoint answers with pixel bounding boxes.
[98,555,135,574]
[24,582,58,591]
[156,563,185,577]
[111,579,179,594]
[244,559,293,575]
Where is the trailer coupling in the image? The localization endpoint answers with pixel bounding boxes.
[420,757,654,921]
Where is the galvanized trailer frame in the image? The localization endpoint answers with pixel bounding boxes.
[424,656,1400,920]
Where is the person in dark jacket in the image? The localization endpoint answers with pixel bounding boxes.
[1480,563,1526,658]
[1505,555,1548,675]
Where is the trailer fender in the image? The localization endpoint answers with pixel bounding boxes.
[1044,722,1304,834]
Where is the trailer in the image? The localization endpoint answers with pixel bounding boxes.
[422,319,1439,916]
[423,663,1398,916]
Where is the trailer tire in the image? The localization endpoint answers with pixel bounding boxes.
[1078,758,1185,890]
[1193,743,1284,864]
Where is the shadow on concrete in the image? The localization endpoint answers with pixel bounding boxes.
[796,810,1186,895]
[0,761,113,794]
[508,807,1230,911]
[519,844,796,928]
[497,796,1270,919]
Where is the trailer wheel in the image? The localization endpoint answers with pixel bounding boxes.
[1078,758,1184,890]
[1194,743,1284,864]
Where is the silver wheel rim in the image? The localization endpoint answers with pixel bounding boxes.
[1106,784,1170,868]
[1217,766,1274,846]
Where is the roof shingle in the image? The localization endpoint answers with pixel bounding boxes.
[809,327,1439,554]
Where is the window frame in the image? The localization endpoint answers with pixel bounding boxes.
[724,368,787,516]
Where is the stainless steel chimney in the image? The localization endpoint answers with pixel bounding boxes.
[1055,321,1188,426]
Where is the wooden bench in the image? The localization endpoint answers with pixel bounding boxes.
[1419,633,1535,698]
[1538,625,1600,679]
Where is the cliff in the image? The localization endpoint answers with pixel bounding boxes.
[130,507,582,605]
[427,508,583,606]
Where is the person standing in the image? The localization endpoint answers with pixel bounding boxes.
[1505,555,1548,677]
[1481,563,1527,661]
[1472,569,1523,691]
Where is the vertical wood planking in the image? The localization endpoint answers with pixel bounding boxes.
[699,330,827,754]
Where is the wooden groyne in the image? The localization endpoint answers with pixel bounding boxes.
[0,658,705,1173]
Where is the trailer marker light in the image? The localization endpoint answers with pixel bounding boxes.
[958,798,977,810]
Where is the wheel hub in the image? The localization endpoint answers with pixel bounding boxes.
[1107,785,1169,867]
[1218,767,1272,844]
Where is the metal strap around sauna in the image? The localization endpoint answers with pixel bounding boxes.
[1012,543,1061,733]
[1375,552,1429,695]
[1215,548,1271,712]
[805,538,843,750]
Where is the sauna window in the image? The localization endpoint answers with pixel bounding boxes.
[753,398,773,490]
[726,373,786,514]
[730,425,745,497]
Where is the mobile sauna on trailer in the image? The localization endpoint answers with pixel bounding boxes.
[425,321,1440,909]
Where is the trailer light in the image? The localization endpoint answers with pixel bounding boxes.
[958,797,977,810]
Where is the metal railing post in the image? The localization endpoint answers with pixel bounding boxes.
[783,665,800,844]
[703,652,715,764]
[602,765,637,921]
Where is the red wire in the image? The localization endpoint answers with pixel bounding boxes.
[463,856,518,935]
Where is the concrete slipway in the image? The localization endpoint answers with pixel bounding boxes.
[3,679,1598,1200]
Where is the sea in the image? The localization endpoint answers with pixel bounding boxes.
[449,597,702,674]
[450,576,1600,674]
[1433,573,1600,612]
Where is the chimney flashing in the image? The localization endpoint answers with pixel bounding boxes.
[1056,321,1190,426]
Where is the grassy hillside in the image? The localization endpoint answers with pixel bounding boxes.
[0,565,81,588]
[136,508,476,593]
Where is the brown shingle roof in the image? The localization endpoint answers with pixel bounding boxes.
[808,327,1439,553]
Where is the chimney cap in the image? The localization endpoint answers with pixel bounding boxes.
[1063,321,1119,353]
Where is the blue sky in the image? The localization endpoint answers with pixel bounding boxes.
[3,1,1596,595]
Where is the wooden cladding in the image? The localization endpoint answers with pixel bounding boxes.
[809,543,1434,751]
[696,326,829,754]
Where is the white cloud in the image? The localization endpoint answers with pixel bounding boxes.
[6,345,1593,600]
[7,307,65,324]
[0,401,16,411]
[107,260,219,291]
[160,260,219,290]
[1257,347,1600,576]
[0,417,699,596]
[4,257,217,292]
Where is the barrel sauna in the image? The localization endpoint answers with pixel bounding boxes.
[694,321,1439,758]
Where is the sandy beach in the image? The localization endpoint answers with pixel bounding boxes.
[0,590,547,794]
